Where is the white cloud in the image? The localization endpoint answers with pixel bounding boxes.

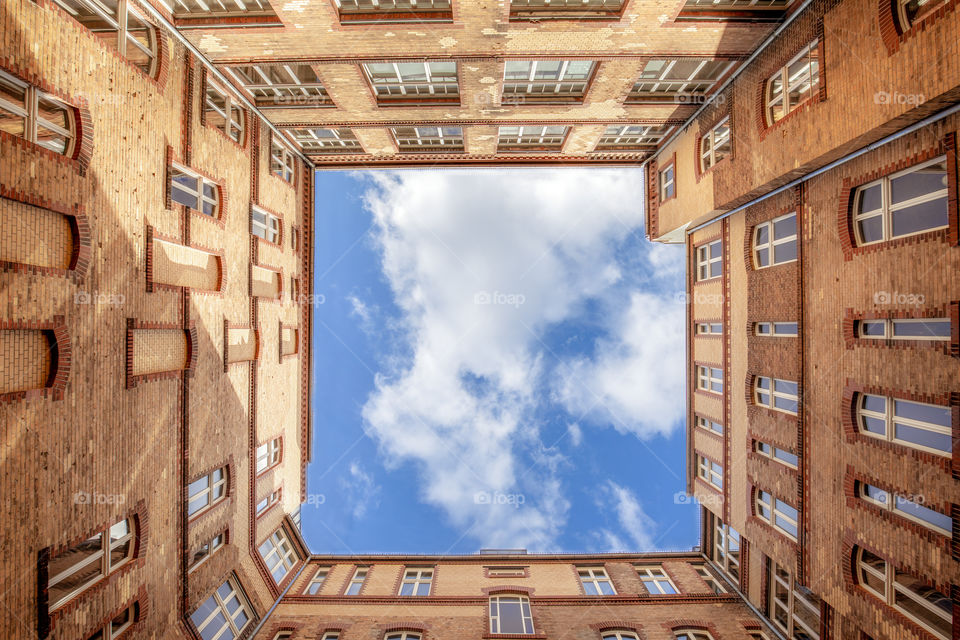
[358,168,651,549]
[595,481,657,552]
[567,423,583,448]
[347,293,377,335]
[340,461,382,519]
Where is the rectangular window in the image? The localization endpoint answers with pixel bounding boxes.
[256,437,282,474]
[765,40,819,125]
[712,518,740,582]
[595,124,671,150]
[305,567,330,594]
[346,567,368,595]
[204,82,245,143]
[753,212,797,268]
[755,322,798,336]
[228,63,331,108]
[692,563,726,593]
[769,563,821,640]
[697,454,723,489]
[399,567,434,595]
[695,415,723,435]
[510,0,624,20]
[857,393,951,456]
[189,576,254,640]
[362,61,459,105]
[336,0,453,23]
[637,565,678,594]
[486,566,528,578]
[497,126,569,152]
[660,162,676,200]
[53,0,158,76]
[48,518,135,610]
[755,490,798,539]
[697,365,723,394]
[170,164,219,216]
[289,127,363,154]
[291,506,302,531]
[0,70,76,156]
[256,487,282,517]
[696,322,722,335]
[629,58,735,103]
[858,482,951,535]
[87,602,138,640]
[188,532,226,572]
[754,440,799,468]
[754,377,798,414]
[699,116,730,172]
[188,467,228,518]
[270,138,296,183]
[578,566,615,594]
[858,318,950,341]
[251,206,280,243]
[679,0,793,20]
[489,595,535,634]
[172,0,278,19]
[696,239,722,280]
[258,528,298,583]
[393,126,464,152]
[853,156,949,245]
[503,60,595,103]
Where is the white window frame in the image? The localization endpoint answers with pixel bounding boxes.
[398,567,434,596]
[693,563,726,594]
[755,489,798,540]
[631,58,736,102]
[600,632,640,640]
[855,547,951,640]
[857,482,952,535]
[856,393,952,457]
[497,125,569,151]
[228,63,329,107]
[170,0,276,17]
[636,565,679,595]
[53,0,158,77]
[755,321,798,337]
[769,563,821,640]
[660,162,676,200]
[695,414,723,435]
[488,594,535,634]
[486,566,528,578]
[187,466,228,519]
[697,365,723,394]
[699,116,730,172]
[258,528,298,583]
[595,124,670,148]
[190,576,253,640]
[713,519,740,582]
[289,127,363,153]
[754,440,798,468]
[170,163,219,216]
[392,126,464,151]
[754,376,798,414]
[764,40,819,126]
[857,317,950,341]
[577,566,616,595]
[48,518,135,611]
[205,82,245,143]
[696,239,722,281]
[256,437,282,474]
[0,70,76,156]
[696,322,722,335]
[362,61,459,99]
[502,60,596,99]
[896,0,946,29]
[697,454,723,489]
[255,487,282,517]
[673,630,714,640]
[346,567,368,595]
[752,212,797,268]
[305,566,330,595]
[188,532,226,572]
[251,205,281,243]
[270,137,296,183]
[93,602,138,639]
[852,156,949,246]
[385,633,422,640]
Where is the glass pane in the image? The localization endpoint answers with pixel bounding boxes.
[189,596,217,629]
[773,214,796,239]
[532,60,562,80]
[710,240,722,258]
[0,109,24,137]
[428,61,457,77]
[894,422,952,453]
[35,127,68,154]
[891,198,948,237]
[755,224,769,245]
[857,183,882,213]
[894,497,952,531]
[774,379,797,395]
[188,475,209,497]
[497,599,526,634]
[773,239,797,263]
[774,448,798,466]
[894,400,950,426]
[893,320,950,338]
[37,95,69,130]
[862,483,888,503]
[862,394,886,413]
[894,572,952,637]
[861,415,887,436]
[890,160,947,205]
[49,532,102,583]
[396,62,428,82]
[860,320,886,337]
[755,247,769,267]
[857,215,884,243]
[565,61,594,79]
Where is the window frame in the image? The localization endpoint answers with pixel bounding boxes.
[695,322,722,335]
[856,392,952,457]
[189,575,254,640]
[502,60,597,103]
[345,566,368,595]
[392,126,465,153]
[712,519,740,582]
[896,0,948,30]
[659,161,676,201]
[488,594,535,634]
[857,481,952,535]
[227,63,331,108]
[361,61,460,105]
[497,125,569,152]
[0,70,77,157]
[187,466,228,520]
[754,440,799,469]
[629,57,736,103]
[336,0,453,23]
[258,527,299,583]
[755,321,798,337]
[204,81,246,144]
[699,116,730,173]
[636,565,679,595]
[577,566,616,595]
[764,40,820,126]
[169,162,219,216]
[697,365,723,395]
[255,486,282,518]
[695,239,722,281]
[251,205,281,244]
[48,518,136,611]
[594,124,671,151]
[52,0,158,77]
[692,563,726,593]
[752,212,798,269]
[754,376,799,414]
[695,414,723,435]
[755,489,798,540]
[188,531,226,573]
[256,437,283,475]
[86,602,139,640]
[696,454,723,489]
[857,317,950,342]
[600,632,640,640]
[768,562,821,640]
[270,137,297,183]
[673,630,714,640]
[398,567,434,596]
[289,127,363,154]
[305,566,330,595]
[509,0,625,20]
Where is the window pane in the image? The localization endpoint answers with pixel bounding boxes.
[774,448,798,466]
[890,161,947,205]
[857,183,882,213]
[860,320,886,337]
[894,400,950,425]
[892,320,950,338]
[894,496,952,531]
[773,240,796,263]
[861,394,886,413]
[894,422,952,452]
[857,215,884,243]
[774,379,798,395]
[894,571,952,637]
[773,214,796,239]
[891,198,948,237]
[755,247,769,267]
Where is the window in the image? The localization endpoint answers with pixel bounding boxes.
[273,633,293,640]
[755,489,798,539]
[855,547,951,640]
[48,518,135,610]
[486,566,527,578]
[270,138,296,183]
[189,576,254,640]
[251,206,280,243]
[322,633,340,640]
[399,567,433,595]
[601,632,639,640]
[510,0,624,19]
[754,377,799,414]
[0,71,76,156]
[679,0,793,18]
[256,437,282,474]
[765,40,819,125]
[346,567,368,595]
[630,58,735,103]
[291,506,302,531]
[712,518,740,581]
[697,455,723,489]
[171,0,277,19]
[660,162,676,200]
[756,322,799,336]
[896,0,947,29]
[853,156,949,245]
[385,633,421,640]
[205,82,245,143]
[696,240,722,280]
[578,566,615,595]
[697,366,723,394]
[362,61,459,104]
[289,127,363,154]
[169,164,219,216]
[489,595,535,634]
[696,415,723,435]
[187,466,228,518]
[696,322,722,335]
[769,563,821,640]
[85,602,139,640]
[699,117,730,172]
[305,567,329,594]
[53,0,157,76]
[753,212,797,268]
[337,0,452,22]
[228,63,331,108]
[857,317,950,341]
[636,565,678,595]
[857,482,951,535]
[693,563,726,593]
[674,631,714,640]
[497,125,568,152]
[503,60,595,102]
[856,393,952,456]
[393,126,464,152]
[256,487,282,517]
[188,532,226,572]
[258,528,298,583]
[595,124,671,150]
[754,440,799,468]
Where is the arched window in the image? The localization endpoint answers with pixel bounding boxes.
[674,630,714,640]
[855,392,951,456]
[896,0,948,30]
[764,40,819,125]
[48,518,137,610]
[0,71,76,156]
[52,0,158,77]
[386,633,422,640]
[602,631,639,640]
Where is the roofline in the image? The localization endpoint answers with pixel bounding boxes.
[304,551,703,562]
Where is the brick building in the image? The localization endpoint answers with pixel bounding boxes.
[2,0,958,638]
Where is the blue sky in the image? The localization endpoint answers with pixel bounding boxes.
[304,168,694,555]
